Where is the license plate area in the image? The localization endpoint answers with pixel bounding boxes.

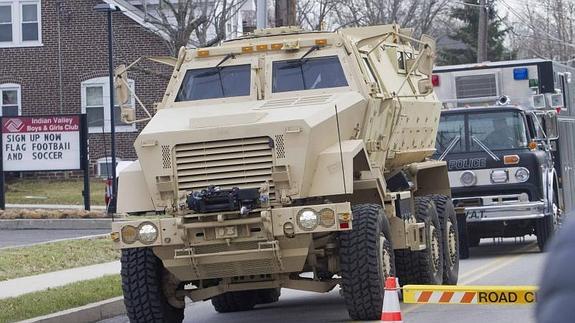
[215,226,239,239]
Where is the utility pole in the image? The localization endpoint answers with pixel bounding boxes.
[275,0,296,27]
[477,0,488,63]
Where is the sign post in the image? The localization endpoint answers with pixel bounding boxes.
[0,114,88,210]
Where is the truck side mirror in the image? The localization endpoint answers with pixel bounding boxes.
[115,65,135,123]
[418,35,436,76]
[543,110,559,140]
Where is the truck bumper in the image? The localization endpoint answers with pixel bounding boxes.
[111,202,352,280]
[453,194,546,222]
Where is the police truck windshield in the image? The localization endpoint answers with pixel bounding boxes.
[272,56,348,93]
[436,110,528,155]
[176,64,251,101]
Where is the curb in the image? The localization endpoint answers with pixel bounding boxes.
[0,219,113,230]
[19,296,126,323]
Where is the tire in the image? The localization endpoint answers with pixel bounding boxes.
[339,204,395,321]
[395,197,444,285]
[256,288,281,305]
[430,195,459,285]
[121,248,184,323]
[536,214,555,251]
[211,291,258,313]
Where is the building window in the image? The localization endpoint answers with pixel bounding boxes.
[81,77,136,133]
[0,83,21,116]
[97,157,122,178]
[0,0,42,47]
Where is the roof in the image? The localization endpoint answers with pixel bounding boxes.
[434,58,549,72]
[441,105,526,114]
[101,0,170,41]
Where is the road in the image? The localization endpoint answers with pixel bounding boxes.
[102,237,544,323]
[0,229,110,248]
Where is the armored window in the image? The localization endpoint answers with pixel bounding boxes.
[272,56,348,93]
[0,84,21,116]
[455,74,498,99]
[0,0,41,47]
[81,77,135,134]
[176,64,251,101]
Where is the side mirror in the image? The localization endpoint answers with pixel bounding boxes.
[418,35,436,76]
[114,65,135,123]
[418,78,433,95]
[543,110,559,140]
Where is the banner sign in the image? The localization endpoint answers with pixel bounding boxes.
[2,116,81,171]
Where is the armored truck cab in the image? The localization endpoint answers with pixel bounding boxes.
[111,25,457,322]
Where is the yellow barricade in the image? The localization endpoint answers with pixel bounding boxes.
[403,285,538,305]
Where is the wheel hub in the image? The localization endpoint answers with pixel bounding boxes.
[379,235,392,277]
[447,219,457,267]
[430,224,441,273]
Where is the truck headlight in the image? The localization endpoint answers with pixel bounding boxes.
[297,209,319,231]
[515,168,530,182]
[460,170,477,186]
[490,169,509,183]
[138,223,159,244]
[319,208,336,227]
[121,225,138,244]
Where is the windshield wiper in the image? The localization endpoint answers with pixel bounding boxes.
[471,135,501,161]
[299,45,320,62]
[215,53,236,69]
[438,135,461,161]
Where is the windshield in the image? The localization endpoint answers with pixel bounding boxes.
[176,64,251,101]
[272,56,348,93]
[436,111,529,155]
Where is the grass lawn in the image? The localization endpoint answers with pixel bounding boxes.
[5,179,106,206]
[0,238,119,281]
[0,275,122,322]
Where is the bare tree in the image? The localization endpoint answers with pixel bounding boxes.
[138,0,248,54]
[297,0,337,30]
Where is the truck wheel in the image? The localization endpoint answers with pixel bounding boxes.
[256,288,281,304]
[395,197,444,285]
[211,291,258,313]
[121,248,184,323]
[536,214,555,251]
[430,195,459,285]
[339,204,395,321]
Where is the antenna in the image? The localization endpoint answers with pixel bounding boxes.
[334,105,347,194]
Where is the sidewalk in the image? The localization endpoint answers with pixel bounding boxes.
[0,261,120,299]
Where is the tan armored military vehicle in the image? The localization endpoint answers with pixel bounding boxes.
[111,24,458,322]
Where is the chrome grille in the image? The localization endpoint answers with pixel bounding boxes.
[175,137,274,193]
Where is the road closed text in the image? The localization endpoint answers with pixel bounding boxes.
[477,290,536,304]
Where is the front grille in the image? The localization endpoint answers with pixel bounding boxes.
[174,137,274,194]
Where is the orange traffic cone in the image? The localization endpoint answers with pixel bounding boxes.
[381,276,403,323]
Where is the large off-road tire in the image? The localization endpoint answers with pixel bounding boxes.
[395,197,444,285]
[211,290,258,313]
[121,248,185,323]
[430,194,459,285]
[536,214,555,251]
[256,288,281,305]
[339,204,395,321]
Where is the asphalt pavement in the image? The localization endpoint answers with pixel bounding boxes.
[101,236,544,323]
[0,229,110,248]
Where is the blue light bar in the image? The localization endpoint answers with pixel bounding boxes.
[513,68,529,80]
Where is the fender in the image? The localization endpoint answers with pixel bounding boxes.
[408,160,451,197]
[308,140,371,197]
[117,160,155,214]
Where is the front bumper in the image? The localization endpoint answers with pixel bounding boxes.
[111,202,352,280]
[453,194,546,222]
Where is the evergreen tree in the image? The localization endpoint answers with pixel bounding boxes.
[438,0,515,65]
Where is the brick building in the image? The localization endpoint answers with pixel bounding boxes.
[0,0,171,177]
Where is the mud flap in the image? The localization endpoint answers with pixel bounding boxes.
[457,211,469,259]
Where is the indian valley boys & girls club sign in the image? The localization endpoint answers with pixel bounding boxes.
[2,116,81,171]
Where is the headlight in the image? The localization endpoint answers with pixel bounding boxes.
[460,170,477,186]
[138,223,159,244]
[297,209,319,231]
[121,225,138,244]
[515,168,530,182]
[490,169,509,183]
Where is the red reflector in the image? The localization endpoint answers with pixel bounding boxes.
[556,107,562,114]
[339,222,349,229]
[431,74,440,87]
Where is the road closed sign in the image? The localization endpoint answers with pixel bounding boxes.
[2,116,81,171]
